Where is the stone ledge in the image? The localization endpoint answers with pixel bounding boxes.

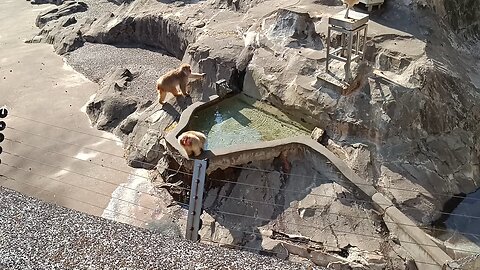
[164,94,454,269]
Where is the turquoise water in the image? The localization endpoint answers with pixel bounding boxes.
[189,95,312,150]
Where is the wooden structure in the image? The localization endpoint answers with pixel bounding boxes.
[326,9,369,82]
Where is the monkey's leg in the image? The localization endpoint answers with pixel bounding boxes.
[172,86,183,96]
[179,81,188,96]
[158,88,167,104]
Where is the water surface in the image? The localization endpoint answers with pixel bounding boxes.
[189,94,312,150]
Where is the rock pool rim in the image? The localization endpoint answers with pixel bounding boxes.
[164,93,454,267]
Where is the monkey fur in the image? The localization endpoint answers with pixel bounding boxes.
[156,63,205,104]
[343,0,360,18]
[178,131,207,157]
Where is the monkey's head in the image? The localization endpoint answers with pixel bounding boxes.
[180,136,192,147]
[180,64,192,76]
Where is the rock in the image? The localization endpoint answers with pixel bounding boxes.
[30,0,65,4]
[36,1,88,28]
[310,250,349,267]
[214,79,232,97]
[314,0,343,6]
[310,127,325,143]
[106,0,134,5]
[264,8,323,50]
[261,238,289,260]
[404,259,418,270]
[192,20,205,28]
[27,16,94,54]
[29,0,480,268]
[84,6,196,59]
[211,0,265,11]
[85,68,141,132]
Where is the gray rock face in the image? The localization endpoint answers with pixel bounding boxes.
[196,150,403,268]
[426,0,480,41]
[26,0,480,267]
[36,1,88,28]
[211,0,265,11]
[30,0,65,4]
[265,9,323,50]
[84,6,195,59]
[85,68,141,133]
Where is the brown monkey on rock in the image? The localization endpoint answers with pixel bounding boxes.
[156,63,205,104]
[178,131,207,157]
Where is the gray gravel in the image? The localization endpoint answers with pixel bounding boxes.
[0,187,319,270]
[80,0,119,19]
[66,42,181,102]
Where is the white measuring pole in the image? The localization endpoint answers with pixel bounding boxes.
[185,159,207,241]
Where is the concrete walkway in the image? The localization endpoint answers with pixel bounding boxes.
[0,0,160,227]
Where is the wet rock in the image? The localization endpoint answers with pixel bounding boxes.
[36,1,88,28]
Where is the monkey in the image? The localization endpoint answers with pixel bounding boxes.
[156,63,205,104]
[178,130,207,157]
[343,0,360,18]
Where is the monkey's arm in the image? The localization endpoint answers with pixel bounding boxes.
[189,72,206,80]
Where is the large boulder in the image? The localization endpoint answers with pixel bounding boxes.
[27,16,94,54]
[30,0,65,4]
[85,68,142,133]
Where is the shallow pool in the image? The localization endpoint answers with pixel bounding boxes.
[189,94,312,150]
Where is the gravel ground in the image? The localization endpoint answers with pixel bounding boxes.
[80,0,119,20]
[66,42,181,102]
[0,187,320,270]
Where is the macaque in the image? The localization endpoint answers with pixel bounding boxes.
[178,131,207,157]
[343,0,360,18]
[156,63,205,104]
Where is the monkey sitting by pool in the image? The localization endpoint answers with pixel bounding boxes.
[156,63,205,104]
[178,130,207,157]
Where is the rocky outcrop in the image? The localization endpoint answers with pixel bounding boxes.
[29,0,65,4]
[36,1,88,28]
[26,0,480,267]
[83,4,196,59]
[424,0,480,41]
[27,13,94,54]
[85,68,143,134]
[193,150,405,269]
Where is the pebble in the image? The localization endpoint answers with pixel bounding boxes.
[0,187,319,270]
